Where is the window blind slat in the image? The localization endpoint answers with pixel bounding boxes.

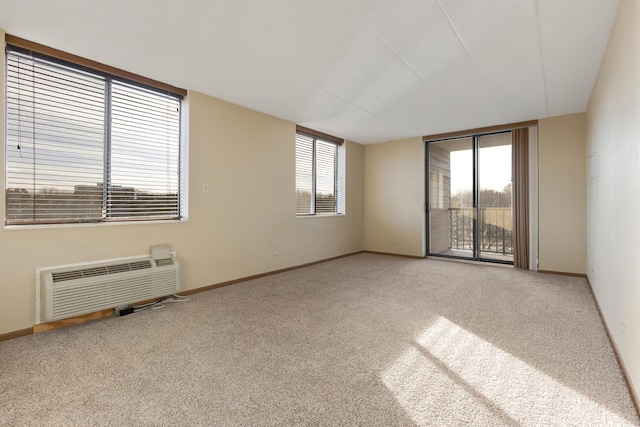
[110,81,180,201]
[5,46,183,225]
[295,134,314,214]
[295,132,341,215]
[315,140,337,213]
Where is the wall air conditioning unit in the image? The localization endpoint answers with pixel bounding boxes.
[37,253,179,323]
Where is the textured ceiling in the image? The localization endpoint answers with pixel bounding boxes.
[0,0,620,144]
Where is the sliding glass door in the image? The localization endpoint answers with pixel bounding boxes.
[478,133,513,262]
[428,137,475,259]
[427,132,513,264]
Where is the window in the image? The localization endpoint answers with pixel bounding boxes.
[4,39,185,225]
[295,126,345,215]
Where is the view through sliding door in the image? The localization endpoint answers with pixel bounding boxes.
[427,132,513,264]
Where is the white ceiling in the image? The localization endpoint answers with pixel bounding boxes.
[0,0,620,144]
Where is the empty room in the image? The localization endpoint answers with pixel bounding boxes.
[0,0,638,425]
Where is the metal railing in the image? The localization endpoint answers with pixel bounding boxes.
[450,207,513,255]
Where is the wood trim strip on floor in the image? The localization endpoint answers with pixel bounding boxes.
[361,250,424,260]
[426,256,513,268]
[586,276,640,418]
[33,309,114,334]
[0,327,33,342]
[537,269,587,278]
[180,251,364,296]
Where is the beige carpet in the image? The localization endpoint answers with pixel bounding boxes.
[1,253,638,426]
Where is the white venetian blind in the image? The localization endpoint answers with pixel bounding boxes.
[109,81,181,219]
[295,129,340,215]
[314,140,337,214]
[5,46,182,225]
[295,133,314,214]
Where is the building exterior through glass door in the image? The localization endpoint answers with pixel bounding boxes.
[427,132,513,264]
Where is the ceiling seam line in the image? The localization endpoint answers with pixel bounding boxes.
[436,0,510,124]
[534,0,551,117]
[349,11,472,130]
[336,62,439,129]
[316,86,403,130]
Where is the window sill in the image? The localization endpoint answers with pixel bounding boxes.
[4,218,188,231]
[296,213,345,219]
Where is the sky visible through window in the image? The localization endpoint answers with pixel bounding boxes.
[6,52,180,195]
[450,145,512,196]
[5,48,182,223]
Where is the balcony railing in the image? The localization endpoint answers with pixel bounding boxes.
[450,207,513,255]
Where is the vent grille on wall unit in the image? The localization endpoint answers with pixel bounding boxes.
[38,254,179,323]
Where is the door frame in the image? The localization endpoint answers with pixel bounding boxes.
[425,131,513,265]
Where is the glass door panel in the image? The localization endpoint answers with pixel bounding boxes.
[428,137,474,259]
[478,133,513,262]
[428,131,514,265]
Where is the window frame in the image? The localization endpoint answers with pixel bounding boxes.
[4,36,187,226]
[295,126,345,216]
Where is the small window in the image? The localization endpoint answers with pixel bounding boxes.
[295,126,345,215]
[5,40,185,225]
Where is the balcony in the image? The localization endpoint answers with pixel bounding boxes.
[432,207,513,263]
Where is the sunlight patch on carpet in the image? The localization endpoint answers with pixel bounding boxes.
[382,316,633,425]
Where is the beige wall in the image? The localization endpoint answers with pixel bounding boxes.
[586,0,639,399]
[0,38,364,334]
[538,113,587,274]
[362,121,586,273]
[364,125,586,274]
[363,137,424,257]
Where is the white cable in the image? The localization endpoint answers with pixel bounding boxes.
[131,294,189,313]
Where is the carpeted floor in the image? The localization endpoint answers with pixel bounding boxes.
[1,253,638,426]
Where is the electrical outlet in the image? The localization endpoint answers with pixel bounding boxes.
[272,251,279,259]
[202,184,209,194]
[115,305,134,316]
